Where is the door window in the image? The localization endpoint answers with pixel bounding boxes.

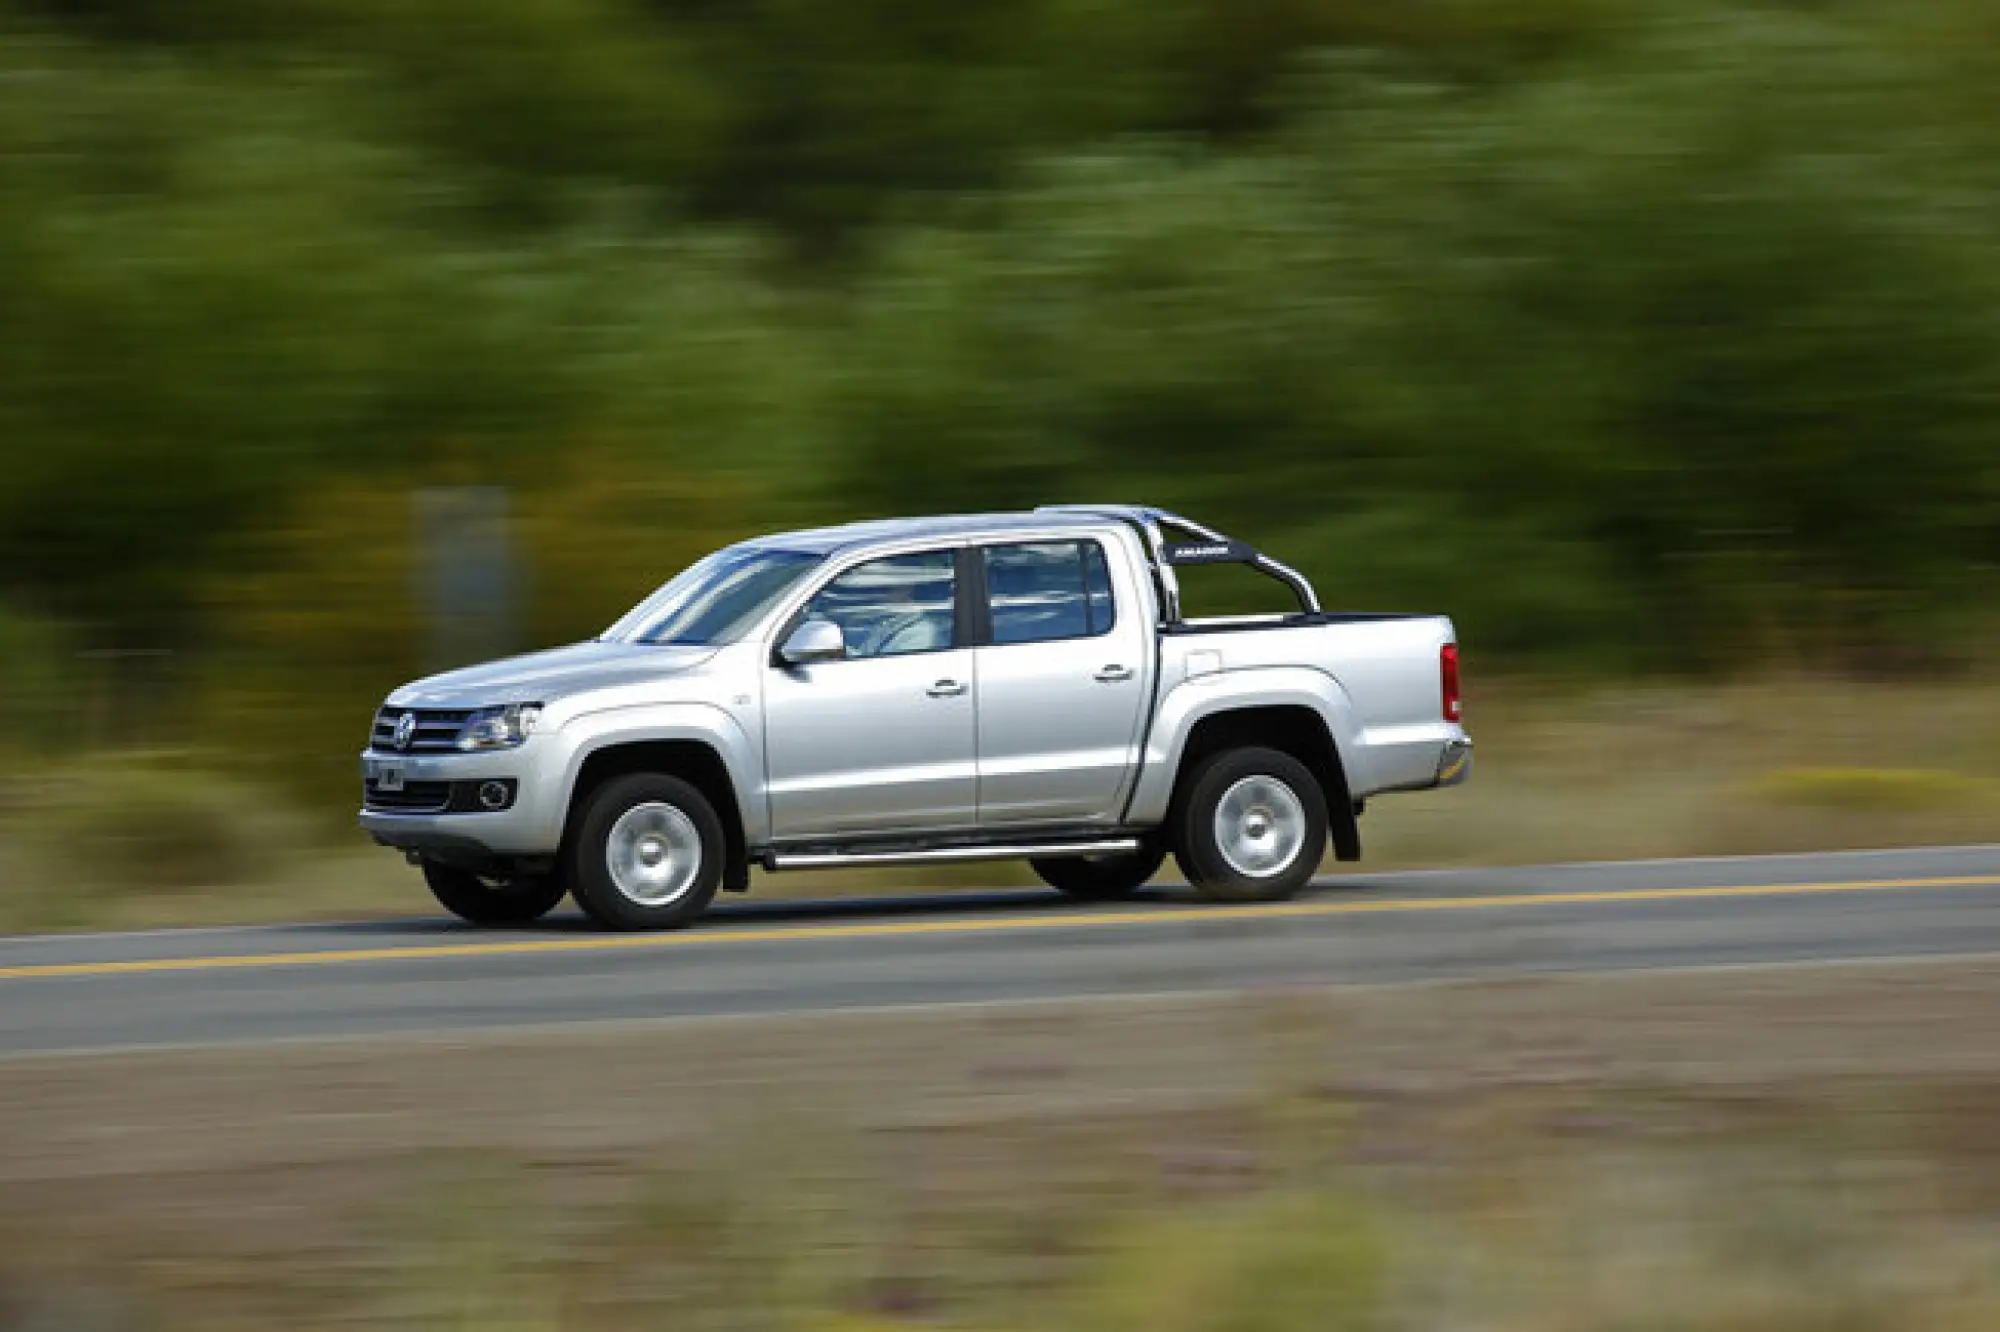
[798,550,957,659]
[985,541,1116,645]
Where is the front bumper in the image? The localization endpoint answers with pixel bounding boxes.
[356,747,563,858]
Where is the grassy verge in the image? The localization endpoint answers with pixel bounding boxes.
[1,678,1996,932]
[4,961,1999,1329]
[1363,676,2000,868]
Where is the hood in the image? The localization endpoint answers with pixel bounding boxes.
[388,641,717,708]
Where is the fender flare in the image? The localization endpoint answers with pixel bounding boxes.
[553,701,767,848]
[1123,666,1369,828]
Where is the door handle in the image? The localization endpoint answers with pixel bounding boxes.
[927,679,968,698]
[1094,664,1134,683]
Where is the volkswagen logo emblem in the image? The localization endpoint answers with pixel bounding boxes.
[392,713,419,751]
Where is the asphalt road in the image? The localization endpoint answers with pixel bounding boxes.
[2,845,1997,1056]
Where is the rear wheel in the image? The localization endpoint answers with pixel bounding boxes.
[567,773,724,931]
[1173,747,1327,903]
[421,861,567,926]
[1030,841,1166,901]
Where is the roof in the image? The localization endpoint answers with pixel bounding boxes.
[743,506,1159,556]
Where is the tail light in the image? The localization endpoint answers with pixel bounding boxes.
[1441,643,1462,722]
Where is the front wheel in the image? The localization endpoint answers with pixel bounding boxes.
[1030,841,1166,901]
[421,861,568,926]
[567,773,725,931]
[1173,747,1327,903]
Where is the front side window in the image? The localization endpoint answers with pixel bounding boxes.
[985,541,1116,645]
[602,546,825,646]
[799,550,957,659]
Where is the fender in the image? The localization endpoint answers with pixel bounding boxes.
[1122,665,1370,826]
[550,700,766,846]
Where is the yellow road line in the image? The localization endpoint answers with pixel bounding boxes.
[2,873,1997,982]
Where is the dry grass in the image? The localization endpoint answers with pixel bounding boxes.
[1,679,1996,931]
[4,960,2000,1330]
[1361,676,2000,870]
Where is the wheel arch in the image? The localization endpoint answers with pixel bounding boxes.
[1158,703,1361,863]
[565,737,750,891]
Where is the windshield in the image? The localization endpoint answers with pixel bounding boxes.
[600,547,824,646]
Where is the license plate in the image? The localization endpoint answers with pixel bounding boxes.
[369,760,406,792]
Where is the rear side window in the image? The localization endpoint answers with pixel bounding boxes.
[985,541,1116,645]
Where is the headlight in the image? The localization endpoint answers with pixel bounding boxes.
[455,703,542,751]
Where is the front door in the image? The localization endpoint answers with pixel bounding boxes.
[763,548,977,838]
[974,539,1150,825]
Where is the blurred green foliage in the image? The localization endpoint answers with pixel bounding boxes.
[0,0,1997,803]
[1,752,311,925]
[1749,765,1997,812]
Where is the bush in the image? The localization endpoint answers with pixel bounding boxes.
[1,756,309,925]
[0,607,84,752]
[1749,767,1996,814]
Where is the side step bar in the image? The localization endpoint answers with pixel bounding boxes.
[765,838,1141,872]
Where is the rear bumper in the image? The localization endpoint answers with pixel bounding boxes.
[1433,737,1473,787]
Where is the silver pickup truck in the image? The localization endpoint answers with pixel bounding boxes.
[360,505,1471,929]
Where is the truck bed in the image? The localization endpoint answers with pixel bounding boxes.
[1154,612,1460,797]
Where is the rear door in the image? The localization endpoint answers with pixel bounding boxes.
[973,539,1150,825]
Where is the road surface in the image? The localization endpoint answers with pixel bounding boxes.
[2,846,1996,1056]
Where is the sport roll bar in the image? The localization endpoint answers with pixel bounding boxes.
[1034,504,1321,623]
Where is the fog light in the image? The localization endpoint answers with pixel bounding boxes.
[477,781,512,811]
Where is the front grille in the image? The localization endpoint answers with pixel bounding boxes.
[370,707,475,753]
[363,780,452,813]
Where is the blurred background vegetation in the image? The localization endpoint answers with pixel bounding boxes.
[2,11,1999,1323]
[0,0,1997,893]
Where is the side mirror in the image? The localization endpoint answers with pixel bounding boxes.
[777,618,846,666]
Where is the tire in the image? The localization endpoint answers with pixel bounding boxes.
[1172,747,1327,903]
[1030,840,1167,901]
[421,860,567,926]
[566,772,725,931]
